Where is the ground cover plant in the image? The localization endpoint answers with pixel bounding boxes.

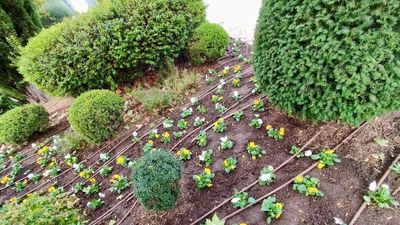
[253,0,400,125]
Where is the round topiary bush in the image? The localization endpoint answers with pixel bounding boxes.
[132,149,182,211]
[0,193,84,225]
[189,22,229,65]
[68,90,124,144]
[253,0,400,125]
[18,0,205,96]
[0,104,48,144]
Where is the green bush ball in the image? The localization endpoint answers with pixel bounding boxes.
[0,104,48,144]
[68,90,125,144]
[189,22,229,65]
[253,0,400,125]
[132,150,182,211]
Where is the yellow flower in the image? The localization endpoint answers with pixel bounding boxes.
[222,68,229,75]
[275,211,282,219]
[27,193,34,198]
[116,156,125,165]
[148,140,154,145]
[275,202,283,209]
[37,157,43,164]
[48,186,56,193]
[194,175,201,181]
[8,155,13,160]
[266,125,272,130]
[295,176,303,183]
[113,174,121,180]
[254,99,261,105]
[317,162,325,169]
[1,176,10,184]
[8,197,17,204]
[324,149,334,154]
[248,142,256,148]
[89,178,96,183]
[79,171,86,177]
[234,65,241,73]
[279,127,285,136]
[223,159,228,167]
[213,121,219,127]
[176,150,180,156]
[251,155,256,160]
[23,179,28,185]
[307,187,319,194]
[206,183,213,187]
[239,223,247,225]
[155,134,160,139]
[218,118,224,123]
[163,132,170,138]
[183,148,190,156]
[48,162,56,168]
[204,168,211,175]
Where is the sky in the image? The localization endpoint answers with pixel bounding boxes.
[67,0,262,42]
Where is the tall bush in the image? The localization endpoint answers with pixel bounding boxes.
[132,150,182,211]
[253,0,400,125]
[18,0,206,96]
[0,104,48,144]
[68,90,125,144]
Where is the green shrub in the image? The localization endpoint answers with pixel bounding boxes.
[0,193,84,225]
[18,0,206,96]
[68,90,124,144]
[132,149,182,211]
[253,0,400,125]
[189,22,229,65]
[0,104,48,144]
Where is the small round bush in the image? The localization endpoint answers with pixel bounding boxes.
[0,193,84,225]
[68,90,124,144]
[253,0,400,125]
[189,22,229,65]
[18,0,206,96]
[0,104,48,144]
[132,150,182,211]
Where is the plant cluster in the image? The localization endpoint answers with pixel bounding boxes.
[364,182,398,208]
[311,149,341,169]
[266,125,284,141]
[213,118,227,133]
[195,131,208,147]
[293,175,324,197]
[177,148,192,161]
[247,142,265,160]
[261,196,284,224]
[199,150,213,166]
[220,136,234,150]
[231,191,256,208]
[259,166,276,186]
[193,168,215,189]
[223,156,237,173]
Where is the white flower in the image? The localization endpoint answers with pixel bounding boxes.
[152,129,158,134]
[233,91,239,96]
[381,184,389,190]
[217,84,223,89]
[251,88,257,93]
[231,197,240,203]
[304,150,312,157]
[31,143,37,149]
[132,131,138,137]
[254,114,259,117]
[260,173,272,182]
[369,181,377,192]
[98,192,105,198]
[205,74,209,79]
[334,217,345,225]
[64,154,71,159]
[42,170,50,177]
[190,97,198,104]
[220,137,228,142]
[27,173,34,179]
[100,153,108,160]
[219,79,226,85]
[267,165,274,170]
[73,164,80,170]
[257,119,263,125]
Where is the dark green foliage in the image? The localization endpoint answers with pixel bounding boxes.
[253,0,400,125]
[0,85,25,114]
[18,0,206,96]
[68,90,124,144]
[189,22,229,65]
[0,193,84,225]
[0,104,48,144]
[132,150,182,211]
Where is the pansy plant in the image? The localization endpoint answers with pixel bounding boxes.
[87,198,104,210]
[99,153,110,162]
[311,149,341,169]
[193,168,215,189]
[293,175,324,197]
[259,166,276,186]
[215,103,227,114]
[247,142,265,160]
[249,117,263,129]
[173,131,185,139]
[190,97,199,106]
[390,162,400,174]
[109,174,130,193]
[289,146,305,158]
[221,66,230,77]
[197,105,208,114]
[220,136,234,150]
[233,111,244,121]
[162,118,174,130]
[116,155,129,167]
[181,107,193,118]
[213,118,227,133]
[195,131,208,147]
[177,148,192,161]
[231,191,256,208]
[83,183,100,195]
[199,150,213,166]
[194,117,205,127]
[266,125,285,141]
[211,95,223,103]
[209,69,217,75]
[142,140,155,153]
[261,196,284,224]
[364,182,399,208]
[177,119,189,129]
[73,182,84,193]
[99,165,113,177]
[223,156,237,173]
[215,84,224,95]
[161,132,171,144]
[232,91,241,101]
[233,65,241,74]
[232,77,241,87]
[131,131,139,142]
[252,98,265,112]
[148,129,160,139]
[205,75,213,84]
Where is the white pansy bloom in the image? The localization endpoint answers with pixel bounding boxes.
[233,91,239,96]
[73,164,80,170]
[381,184,389,190]
[257,119,263,124]
[64,154,71,159]
[27,173,34,179]
[100,153,108,160]
[220,137,228,142]
[255,114,259,117]
[334,217,345,225]
[219,79,226,85]
[132,131,138,137]
[98,193,105,198]
[304,150,312,157]
[267,165,274,170]
[217,84,223,89]
[190,97,198,104]
[152,129,158,134]
[31,143,37,148]
[369,181,377,192]
[260,173,272,181]
[231,197,240,203]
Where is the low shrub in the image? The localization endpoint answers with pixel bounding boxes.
[0,104,48,144]
[18,0,206,96]
[0,193,84,225]
[68,90,124,144]
[132,149,182,211]
[60,131,86,151]
[189,22,229,65]
[253,0,400,125]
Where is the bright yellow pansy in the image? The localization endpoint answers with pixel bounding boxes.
[204,168,211,175]
[1,176,10,184]
[148,140,154,145]
[48,186,56,193]
[279,127,285,136]
[266,125,273,130]
[248,142,257,148]
[307,187,319,194]
[324,149,334,154]
[295,175,303,183]
[317,162,325,169]
[116,156,125,165]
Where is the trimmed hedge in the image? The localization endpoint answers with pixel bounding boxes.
[189,22,229,65]
[18,0,206,96]
[68,90,124,144]
[132,150,182,211]
[253,0,400,125]
[0,104,48,144]
[0,193,84,225]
